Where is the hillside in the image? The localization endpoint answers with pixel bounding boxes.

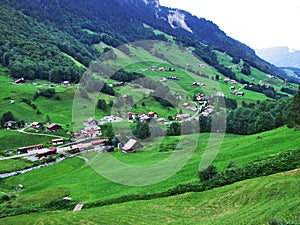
[0,1,300,223]
[0,0,288,82]
[1,169,299,224]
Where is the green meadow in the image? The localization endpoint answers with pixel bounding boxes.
[0,126,299,215]
[1,169,299,225]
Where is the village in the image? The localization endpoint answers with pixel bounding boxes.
[4,64,289,164]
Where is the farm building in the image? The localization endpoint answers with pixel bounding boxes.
[18,144,44,154]
[36,147,57,158]
[148,112,157,118]
[122,139,144,152]
[127,112,136,120]
[52,139,64,145]
[4,120,18,129]
[31,122,44,130]
[105,146,114,152]
[14,77,25,84]
[62,81,70,86]
[47,124,62,132]
[91,139,106,146]
[112,82,125,87]
[176,113,191,121]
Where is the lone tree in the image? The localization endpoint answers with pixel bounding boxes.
[287,87,300,128]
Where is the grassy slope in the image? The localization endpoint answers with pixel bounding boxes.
[0,126,298,205]
[1,169,299,225]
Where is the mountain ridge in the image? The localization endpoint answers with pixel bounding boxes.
[0,0,291,82]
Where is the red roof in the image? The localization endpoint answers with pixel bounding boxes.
[91,139,106,145]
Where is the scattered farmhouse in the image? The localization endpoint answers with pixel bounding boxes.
[31,122,44,130]
[14,77,25,84]
[47,124,62,132]
[127,112,136,121]
[176,113,191,121]
[122,139,144,153]
[112,81,125,87]
[62,81,70,86]
[4,120,18,129]
[148,111,158,118]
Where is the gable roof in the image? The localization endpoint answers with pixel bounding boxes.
[122,139,143,151]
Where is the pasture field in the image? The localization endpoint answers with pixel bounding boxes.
[0,126,298,212]
[1,169,299,224]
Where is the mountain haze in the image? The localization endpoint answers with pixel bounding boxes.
[256,46,300,68]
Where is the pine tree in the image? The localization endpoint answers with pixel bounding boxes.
[287,87,300,128]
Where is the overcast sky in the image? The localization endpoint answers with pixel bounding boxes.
[159,0,300,51]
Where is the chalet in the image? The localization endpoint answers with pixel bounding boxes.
[112,82,125,87]
[4,121,18,129]
[148,66,158,71]
[237,92,245,96]
[192,82,201,86]
[127,112,136,120]
[122,139,144,152]
[230,86,235,90]
[47,124,62,132]
[224,78,231,83]
[167,76,179,81]
[14,77,25,84]
[81,126,102,138]
[160,77,167,82]
[36,147,57,158]
[31,122,44,130]
[52,139,64,145]
[18,144,44,154]
[182,103,190,108]
[63,81,70,86]
[176,113,191,121]
[159,67,166,71]
[86,117,98,126]
[231,90,238,95]
[148,112,157,118]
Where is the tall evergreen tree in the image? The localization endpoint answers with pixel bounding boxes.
[287,87,300,128]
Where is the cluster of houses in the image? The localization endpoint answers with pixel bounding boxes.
[194,93,214,117]
[17,143,58,159]
[29,122,62,132]
[126,111,158,122]
[148,66,176,72]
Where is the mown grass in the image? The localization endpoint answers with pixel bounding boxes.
[1,169,299,224]
[0,126,298,208]
[0,130,52,152]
